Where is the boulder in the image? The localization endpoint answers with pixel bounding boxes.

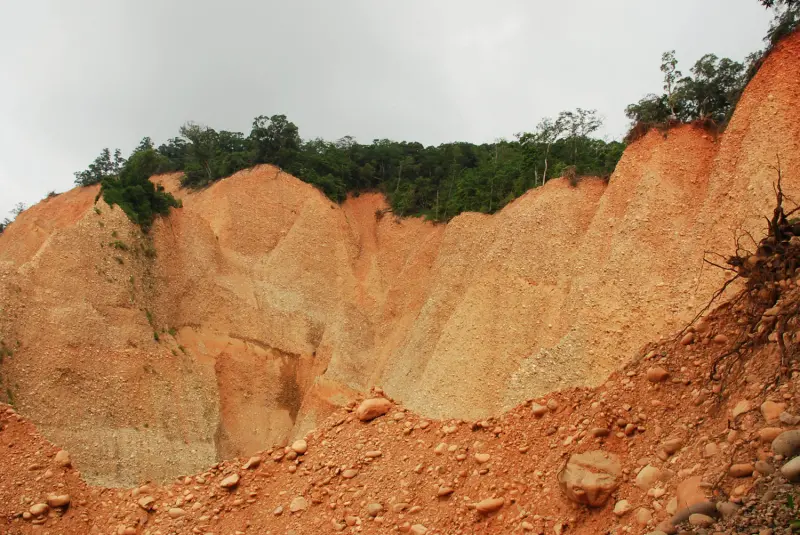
[773,430,800,458]
[558,450,621,507]
[781,456,800,482]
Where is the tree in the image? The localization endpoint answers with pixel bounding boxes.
[10,202,26,218]
[624,49,747,135]
[759,0,798,7]
[179,123,219,186]
[660,51,682,118]
[74,148,125,186]
[518,115,565,186]
[1,202,27,234]
[77,111,624,224]
[761,0,800,44]
[250,114,301,170]
[625,94,672,125]
[680,54,745,122]
[560,108,603,165]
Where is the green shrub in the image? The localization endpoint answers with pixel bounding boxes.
[110,240,129,251]
[100,148,180,232]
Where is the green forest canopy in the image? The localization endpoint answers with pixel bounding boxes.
[64,0,798,233]
[75,109,624,225]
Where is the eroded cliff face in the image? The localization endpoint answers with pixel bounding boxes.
[1,31,798,487]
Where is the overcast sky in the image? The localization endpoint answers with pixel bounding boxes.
[0,1,773,220]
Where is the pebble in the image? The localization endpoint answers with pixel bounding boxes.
[290,496,308,513]
[437,486,454,497]
[729,463,754,478]
[475,497,505,513]
[781,411,800,425]
[732,400,751,419]
[613,499,632,516]
[755,460,775,475]
[137,496,156,511]
[761,401,786,422]
[474,453,491,464]
[342,469,358,479]
[636,465,662,490]
[759,427,783,443]
[410,525,428,535]
[716,501,740,518]
[243,456,261,469]
[220,473,240,489]
[367,503,383,517]
[531,404,548,417]
[29,503,49,517]
[647,367,670,383]
[546,399,559,411]
[680,332,694,345]
[47,494,71,508]
[168,507,186,518]
[661,437,683,455]
[636,508,653,525]
[54,450,71,468]
[291,439,308,454]
[356,398,393,422]
[688,513,714,527]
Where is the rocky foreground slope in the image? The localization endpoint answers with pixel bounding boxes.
[1,31,800,490]
[3,280,800,535]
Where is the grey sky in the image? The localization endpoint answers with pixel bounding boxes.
[0,1,773,220]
